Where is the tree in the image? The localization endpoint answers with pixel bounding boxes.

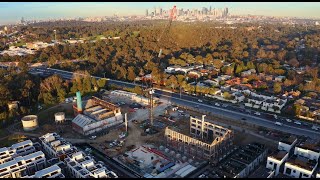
[133,85,143,95]
[97,79,107,89]
[293,104,302,116]
[273,82,282,94]
[166,75,178,89]
[127,66,136,81]
[223,91,232,100]
[242,51,249,58]
[288,58,299,68]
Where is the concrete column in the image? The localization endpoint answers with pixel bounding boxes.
[125,113,128,133]
[201,115,206,139]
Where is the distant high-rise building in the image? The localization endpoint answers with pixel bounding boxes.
[160,8,163,16]
[202,7,207,15]
[209,6,212,12]
[225,7,229,17]
[146,9,148,16]
[21,17,25,24]
[4,26,7,34]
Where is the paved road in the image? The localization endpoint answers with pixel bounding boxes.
[30,67,320,139]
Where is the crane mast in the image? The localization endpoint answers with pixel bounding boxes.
[146,5,177,129]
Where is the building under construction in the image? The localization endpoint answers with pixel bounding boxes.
[72,96,123,136]
[165,115,233,163]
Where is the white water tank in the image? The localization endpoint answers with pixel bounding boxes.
[21,115,38,131]
[54,112,65,123]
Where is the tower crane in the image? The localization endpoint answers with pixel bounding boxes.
[144,5,177,128]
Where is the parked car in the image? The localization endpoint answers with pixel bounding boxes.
[311,125,319,131]
[89,136,97,140]
[198,99,203,103]
[275,122,283,126]
[286,119,292,122]
[215,103,220,107]
[294,121,302,125]
[254,112,261,116]
[178,110,184,113]
[222,104,228,108]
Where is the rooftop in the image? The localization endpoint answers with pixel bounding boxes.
[286,154,317,171]
[215,143,266,178]
[33,164,63,178]
[248,166,273,178]
[279,135,297,145]
[269,150,288,161]
[297,138,320,153]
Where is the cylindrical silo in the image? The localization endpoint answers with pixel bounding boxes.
[55,112,65,123]
[21,115,38,131]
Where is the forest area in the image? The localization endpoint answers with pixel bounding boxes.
[0,20,320,126]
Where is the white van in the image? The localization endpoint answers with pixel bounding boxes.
[275,122,283,126]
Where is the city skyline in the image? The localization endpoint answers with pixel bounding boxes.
[1,2,320,25]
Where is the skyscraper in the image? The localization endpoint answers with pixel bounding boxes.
[146,9,148,16]
[21,17,25,24]
[4,26,7,34]
[225,7,229,17]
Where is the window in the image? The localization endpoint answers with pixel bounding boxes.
[293,170,296,173]
[303,174,308,177]
[285,168,292,175]
[269,162,273,165]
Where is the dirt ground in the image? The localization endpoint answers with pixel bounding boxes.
[90,94,172,157]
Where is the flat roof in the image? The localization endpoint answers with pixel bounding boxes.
[297,138,320,153]
[248,166,273,178]
[279,135,297,145]
[269,150,287,161]
[286,155,317,171]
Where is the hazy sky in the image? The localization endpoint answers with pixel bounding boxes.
[1,2,320,25]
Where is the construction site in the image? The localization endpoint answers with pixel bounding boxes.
[165,115,234,164]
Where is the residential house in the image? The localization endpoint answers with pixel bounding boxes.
[283,138,320,178]
[275,76,286,82]
[266,136,298,176]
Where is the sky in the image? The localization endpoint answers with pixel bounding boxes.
[1,2,320,25]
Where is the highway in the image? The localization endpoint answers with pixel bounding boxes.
[30,67,320,139]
